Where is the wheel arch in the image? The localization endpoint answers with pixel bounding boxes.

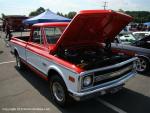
[47,66,68,89]
[136,54,150,63]
[14,48,19,57]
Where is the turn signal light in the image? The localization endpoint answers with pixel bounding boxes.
[69,76,75,83]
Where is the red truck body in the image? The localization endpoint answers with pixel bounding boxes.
[10,10,137,106]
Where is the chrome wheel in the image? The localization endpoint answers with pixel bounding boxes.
[50,75,73,107]
[52,82,65,102]
[135,58,147,72]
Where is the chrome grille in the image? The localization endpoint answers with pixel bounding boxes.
[93,65,133,85]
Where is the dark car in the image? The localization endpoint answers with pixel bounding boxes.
[112,32,150,73]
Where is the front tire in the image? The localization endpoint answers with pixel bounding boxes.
[49,75,72,107]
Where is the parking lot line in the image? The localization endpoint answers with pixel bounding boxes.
[96,98,127,113]
[0,60,15,65]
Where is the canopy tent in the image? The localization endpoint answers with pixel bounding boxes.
[23,9,71,24]
[144,22,150,26]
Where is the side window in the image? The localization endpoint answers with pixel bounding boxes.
[32,27,44,44]
[44,27,65,44]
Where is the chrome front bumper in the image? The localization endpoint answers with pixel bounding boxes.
[70,71,137,101]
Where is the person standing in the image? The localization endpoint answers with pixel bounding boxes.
[5,23,12,46]
[5,23,12,41]
[2,20,6,32]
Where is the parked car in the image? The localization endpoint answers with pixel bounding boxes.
[113,32,150,73]
[117,32,136,45]
[133,31,150,39]
[10,10,137,106]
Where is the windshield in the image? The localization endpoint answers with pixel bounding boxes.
[44,27,66,44]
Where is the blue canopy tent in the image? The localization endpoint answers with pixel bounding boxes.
[23,9,71,24]
[144,22,150,26]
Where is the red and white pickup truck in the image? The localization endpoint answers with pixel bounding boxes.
[10,10,137,106]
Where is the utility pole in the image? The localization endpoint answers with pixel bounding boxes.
[103,1,108,10]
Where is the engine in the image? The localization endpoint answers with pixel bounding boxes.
[56,45,130,70]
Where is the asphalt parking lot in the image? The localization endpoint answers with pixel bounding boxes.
[0,31,150,113]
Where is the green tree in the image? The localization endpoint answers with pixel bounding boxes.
[125,11,150,23]
[57,12,64,17]
[1,13,5,20]
[29,7,45,17]
[57,12,61,16]
[67,11,77,19]
[118,9,125,13]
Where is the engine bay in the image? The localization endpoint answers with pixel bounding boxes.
[56,44,131,70]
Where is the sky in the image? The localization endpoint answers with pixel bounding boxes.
[0,0,150,16]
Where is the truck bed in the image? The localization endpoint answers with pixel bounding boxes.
[12,36,30,42]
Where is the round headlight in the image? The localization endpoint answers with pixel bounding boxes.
[83,76,92,87]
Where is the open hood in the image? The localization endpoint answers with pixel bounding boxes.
[51,10,133,53]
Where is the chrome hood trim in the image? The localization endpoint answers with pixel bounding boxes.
[79,57,138,75]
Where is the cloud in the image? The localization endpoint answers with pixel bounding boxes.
[107,0,138,10]
[36,0,150,14]
[82,0,150,11]
[38,0,80,13]
[0,0,150,16]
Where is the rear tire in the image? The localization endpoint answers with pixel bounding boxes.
[49,75,73,107]
[15,54,24,70]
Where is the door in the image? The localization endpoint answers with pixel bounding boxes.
[39,26,63,73]
[26,27,46,74]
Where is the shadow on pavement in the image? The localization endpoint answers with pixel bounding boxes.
[15,66,150,113]
[141,71,150,77]
[101,88,150,113]
[0,51,3,54]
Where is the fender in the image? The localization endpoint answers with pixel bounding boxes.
[14,47,19,56]
[47,65,69,89]
[14,47,26,61]
[136,54,150,62]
